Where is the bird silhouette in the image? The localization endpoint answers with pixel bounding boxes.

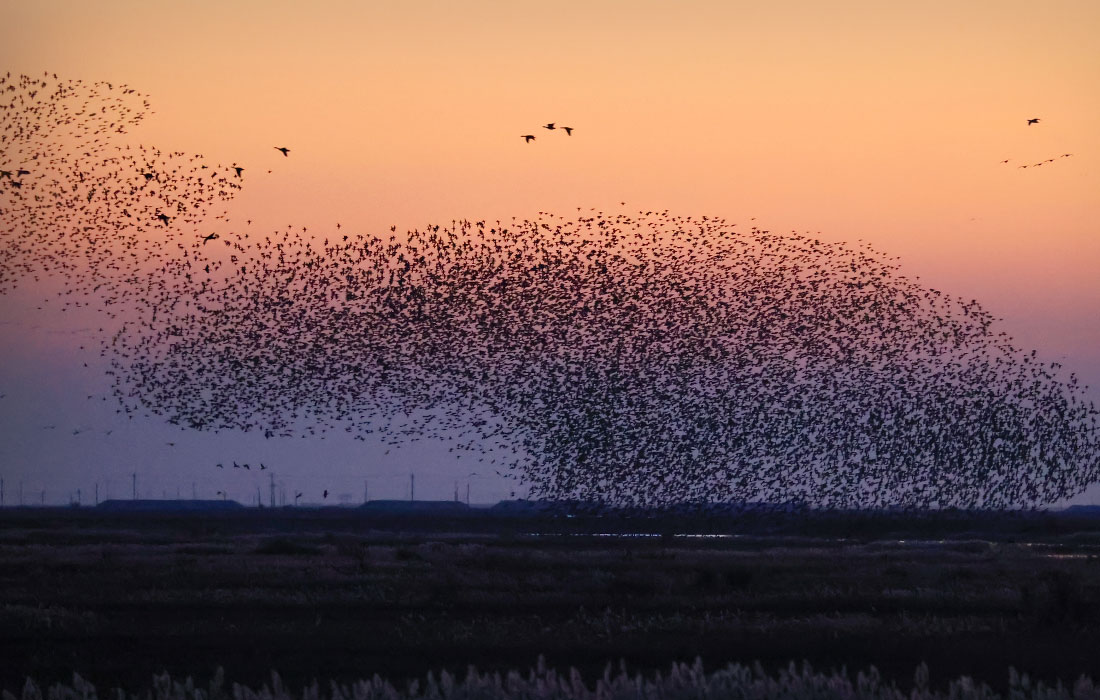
[1027,118,1040,125]
[275,147,289,156]
[521,135,535,143]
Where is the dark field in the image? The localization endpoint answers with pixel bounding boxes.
[4,508,1100,694]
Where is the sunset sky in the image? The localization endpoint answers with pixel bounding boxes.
[1,0,1098,506]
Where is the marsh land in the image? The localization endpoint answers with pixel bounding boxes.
[3,507,1100,694]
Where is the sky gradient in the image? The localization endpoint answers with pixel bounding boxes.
[1,0,1098,506]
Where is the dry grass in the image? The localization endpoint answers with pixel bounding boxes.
[9,660,1100,700]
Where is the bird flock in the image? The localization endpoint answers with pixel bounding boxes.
[521,123,574,143]
[1005,118,1075,170]
[3,72,1099,509]
[1011,153,1073,169]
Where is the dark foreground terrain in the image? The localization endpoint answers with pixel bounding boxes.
[4,507,1100,695]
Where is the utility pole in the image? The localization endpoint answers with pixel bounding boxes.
[256,486,261,508]
[454,480,459,502]
[132,472,137,500]
[95,483,98,506]
[363,479,369,504]
[270,472,275,508]
[76,488,81,506]
[466,482,470,506]
[410,473,415,502]
[19,481,23,506]
[1,477,4,507]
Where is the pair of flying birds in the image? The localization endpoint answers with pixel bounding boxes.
[522,123,573,143]
[229,147,289,179]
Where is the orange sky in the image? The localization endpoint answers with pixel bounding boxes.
[1,0,1098,504]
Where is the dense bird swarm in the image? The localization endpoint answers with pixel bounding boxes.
[2,72,1098,508]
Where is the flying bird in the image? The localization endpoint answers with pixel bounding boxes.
[542,123,555,130]
[1027,118,1040,125]
[275,147,290,156]
[202,233,219,245]
[561,126,573,135]
[233,166,244,177]
[521,135,535,143]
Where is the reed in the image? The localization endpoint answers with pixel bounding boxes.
[7,660,1100,700]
